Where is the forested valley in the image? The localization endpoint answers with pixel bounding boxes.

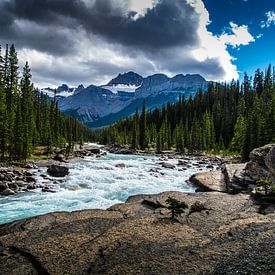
[99,65,275,161]
[1,44,274,163]
[0,44,94,161]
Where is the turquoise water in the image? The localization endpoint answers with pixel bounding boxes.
[0,153,208,225]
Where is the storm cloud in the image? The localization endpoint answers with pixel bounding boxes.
[0,0,199,53]
[0,0,254,87]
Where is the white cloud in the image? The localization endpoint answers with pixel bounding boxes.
[129,0,157,18]
[219,22,255,48]
[261,10,275,28]
[187,1,255,80]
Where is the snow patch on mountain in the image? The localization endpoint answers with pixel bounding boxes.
[41,84,85,98]
[101,84,141,94]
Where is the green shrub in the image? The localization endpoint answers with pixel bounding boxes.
[256,180,273,195]
[165,197,188,220]
[189,201,207,214]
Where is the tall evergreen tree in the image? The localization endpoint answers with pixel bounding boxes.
[21,62,35,159]
[139,99,147,150]
[0,46,7,160]
[131,107,139,149]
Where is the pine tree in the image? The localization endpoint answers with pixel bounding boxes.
[156,132,161,153]
[175,121,184,153]
[131,107,139,149]
[0,46,7,160]
[139,99,146,150]
[21,62,35,159]
[6,44,19,159]
[230,115,246,153]
[13,97,23,159]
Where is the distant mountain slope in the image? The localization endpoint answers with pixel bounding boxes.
[41,84,85,98]
[48,71,208,127]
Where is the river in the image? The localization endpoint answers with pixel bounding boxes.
[0,153,217,224]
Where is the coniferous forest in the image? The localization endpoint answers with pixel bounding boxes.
[0,44,274,162]
[98,66,275,161]
[0,44,94,161]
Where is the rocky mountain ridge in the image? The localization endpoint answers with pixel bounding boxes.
[42,71,208,127]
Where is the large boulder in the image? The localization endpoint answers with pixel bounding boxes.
[245,144,275,183]
[249,144,273,165]
[189,170,227,192]
[47,165,69,177]
[222,163,249,193]
[265,146,275,182]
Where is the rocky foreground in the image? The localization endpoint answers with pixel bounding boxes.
[0,144,274,274]
[0,191,274,275]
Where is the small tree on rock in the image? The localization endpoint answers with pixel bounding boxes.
[165,197,188,220]
[256,180,273,195]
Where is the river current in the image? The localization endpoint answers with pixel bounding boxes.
[0,153,215,224]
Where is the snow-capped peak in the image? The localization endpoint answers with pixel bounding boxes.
[101,84,141,94]
[41,84,85,98]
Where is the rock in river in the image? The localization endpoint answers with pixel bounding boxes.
[1,188,15,196]
[161,162,176,169]
[47,165,69,177]
[54,153,66,162]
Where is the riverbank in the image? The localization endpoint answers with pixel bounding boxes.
[0,190,274,274]
[0,144,274,274]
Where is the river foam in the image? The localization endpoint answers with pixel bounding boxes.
[0,153,215,224]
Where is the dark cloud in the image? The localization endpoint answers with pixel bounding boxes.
[0,0,199,54]
[151,48,227,80]
[0,0,233,86]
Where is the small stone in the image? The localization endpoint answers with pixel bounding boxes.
[42,187,56,193]
[27,183,36,190]
[25,171,33,177]
[16,181,25,187]
[25,176,36,183]
[115,163,126,168]
[161,162,176,169]
[0,182,9,191]
[54,153,66,162]
[1,188,15,196]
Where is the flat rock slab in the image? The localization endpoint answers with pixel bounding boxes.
[1,191,273,275]
[189,170,227,192]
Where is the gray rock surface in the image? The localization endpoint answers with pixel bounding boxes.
[0,191,274,275]
[1,188,15,196]
[265,146,275,182]
[189,170,227,192]
[161,162,176,169]
[47,165,69,177]
[245,144,275,183]
[222,163,248,193]
[0,168,37,196]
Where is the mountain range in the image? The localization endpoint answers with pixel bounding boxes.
[41,72,208,128]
